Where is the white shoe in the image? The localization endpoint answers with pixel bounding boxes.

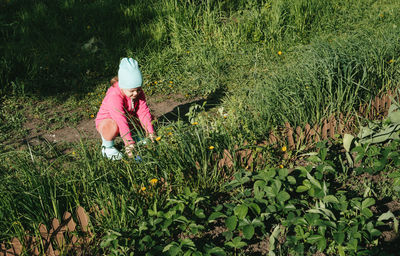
[101,146,123,160]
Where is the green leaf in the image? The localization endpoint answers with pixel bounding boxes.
[287,176,296,184]
[243,224,255,240]
[277,191,290,202]
[230,237,247,249]
[317,236,327,252]
[361,198,375,209]
[343,134,354,152]
[307,172,322,189]
[195,209,206,219]
[278,168,289,179]
[226,216,238,231]
[249,203,261,215]
[163,244,180,256]
[222,231,233,240]
[296,185,309,193]
[338,245,346,256]
[370,229,382,237]
[206,247,226,256]
[272,179,282,195]
[333,232,345,244]
[359,124,400,144]
[307,234,323,244]
[208,212,227,222]
[264,186,275,197]
[234,205,248,220]
[323,195,339,204]
[378,210,395,221]
[378,210,399,233]
[362,208,373,218]
[254,180,266,198]
[180,238,195,248]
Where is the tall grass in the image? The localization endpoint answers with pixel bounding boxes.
[222,26,400,139]
[0,118,238,239]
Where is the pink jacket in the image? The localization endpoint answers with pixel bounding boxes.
[95,82,154,145]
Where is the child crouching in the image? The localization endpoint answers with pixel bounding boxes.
[95,57,155,160]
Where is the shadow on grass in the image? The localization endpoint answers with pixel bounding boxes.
[156,86,227,124]
[1,0,158,99]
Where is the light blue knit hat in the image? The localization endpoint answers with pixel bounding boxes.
[118,58,143,89]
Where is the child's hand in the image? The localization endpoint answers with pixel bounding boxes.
[125,144,135,158]
[148,133,156,143]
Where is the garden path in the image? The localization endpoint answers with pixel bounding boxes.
[22,94,203,146]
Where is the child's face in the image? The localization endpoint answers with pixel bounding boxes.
[122,88,142,100]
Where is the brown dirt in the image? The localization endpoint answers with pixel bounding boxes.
[21,94,203,146]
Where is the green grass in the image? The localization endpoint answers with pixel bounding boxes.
[1,0,400,255]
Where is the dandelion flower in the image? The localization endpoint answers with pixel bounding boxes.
[192,122,198,125]
[141,186,146,191]
[169,81,173,84]
[388,59,394,64]
[168,132,173,136]
[279,164,284,168]
[154,81,158,84]
[278,51,282,55]
[155,136,161,141]
[90,114,94,118]
[281,146,287,152]
[72,151,76,155]
[209,146,215,150]
[223,114,228,119]
[150,178,158,185]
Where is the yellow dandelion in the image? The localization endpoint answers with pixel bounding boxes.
[155,136,161,141]
[192,122,198,125]
[72,151,76,155]
[281,146,287,152]
[279,164,284,169]
[154,81,158,84]
[90,114,94,118]
[223,114,228,119]
[141,186,146,191]
[186,51,190,54]
[388,59,394,64]
[150,178,158,185]
[278,51,282,55]
[169,85,173,88]
[168,132,173,136]
[209,146,215,150]
[169,81,173,84]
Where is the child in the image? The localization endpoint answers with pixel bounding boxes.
[95,57,155,160]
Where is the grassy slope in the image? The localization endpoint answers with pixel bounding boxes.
[1,0,400,254]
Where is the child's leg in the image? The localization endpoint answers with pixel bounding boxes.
[96,119,122,160]
[96,119,119,140]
